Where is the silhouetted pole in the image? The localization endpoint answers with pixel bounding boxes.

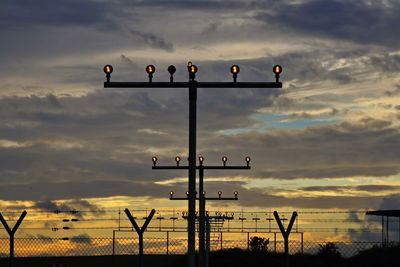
[124,209,156,267]
[103,63,282,267]
[274,211,297,267]
[0,210,27,267]
[205,218,210,267]
[198,165,205,267]
[188,80,197,267]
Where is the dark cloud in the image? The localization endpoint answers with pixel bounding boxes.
[346,212,362,223]
[0,91,399,204]
[0,181,179,201]
[379,194,400,210]
[0,0,119,30]
[129,30,174,52]
[299,184,400,193]
[356,185,400,192]
[203,117,400,179]
[204,181,385,209]
[70,234,92,244]
[30,199,105,217]
[253,0,400,46]
[299,186,348,192]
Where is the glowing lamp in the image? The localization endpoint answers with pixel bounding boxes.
[273,65,282,74]
[218,191,222,197]
[175,156,181,166]
[189,65,198,74]
[222,156,228,166]
[198,155,204,165]
[230,65,240,82]
[187,62,197,81]
[245,156,251,166]
[152,156,158,167]
[273,65,282,83]
[146,65,155,83]
[146,65,155,74]
[230,65,240,74]
[104,65,113,74]
[104,65,113,82]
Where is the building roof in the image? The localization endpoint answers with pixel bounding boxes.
[366,210,400,217]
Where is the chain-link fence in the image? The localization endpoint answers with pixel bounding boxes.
[0,236,388,258]
[1,208,397,259]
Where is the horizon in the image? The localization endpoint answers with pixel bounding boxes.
[1,0,400,253]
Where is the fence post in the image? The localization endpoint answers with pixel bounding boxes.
[274,232,276,253]
[247,232,250,250]
[220,232,223,250]
[274,211,297,267]
[124,208,156,267]
[166,231,169,255]
[112,230,115,256]
[301,232,304,254]
[0,210,27,266]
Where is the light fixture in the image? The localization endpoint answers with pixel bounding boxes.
[188,63,197,81]
[234,191,238,198]
[146,65,156,83]
[168,65,176,83]
[202,191,206,196]
[152,156,158,167]
[218,191,222,198]
[230,65,240,83]
[189,65,198,74]
[198,155,204,165]
[186,191,189,197]
[170,191,174,198]
[222,156,228,167]
[175,156,181,166]
[273,65,282,83]
[103,65,113,82]
[245,156,251,167]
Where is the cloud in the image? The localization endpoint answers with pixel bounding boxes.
[379,194,400,210]
[253,0,400,46]
[299,184,400,193]
[70,234,92,244]
[0,181,179,201]
[205,181,385,209]
[299,186,349,192]
[0,0,122,30]
[205,117,400,179]
[30,199,105,217]
[356,185,400,192]
[129,29,174,52]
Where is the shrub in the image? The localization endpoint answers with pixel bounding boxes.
[317,242,341,258]
[249,236,269,252]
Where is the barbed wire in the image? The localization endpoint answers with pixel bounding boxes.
[0,208,375,214]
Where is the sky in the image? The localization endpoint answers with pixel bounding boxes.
[0,0,400,242]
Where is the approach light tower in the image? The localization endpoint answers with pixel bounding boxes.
[103,62,283,267]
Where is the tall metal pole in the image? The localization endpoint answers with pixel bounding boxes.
[188,80,197,267]
[103,63,282,267]
[199,165,205,267]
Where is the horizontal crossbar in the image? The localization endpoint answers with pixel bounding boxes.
[105,82,282,88]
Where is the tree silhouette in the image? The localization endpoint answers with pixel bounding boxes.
[249,236,269,252]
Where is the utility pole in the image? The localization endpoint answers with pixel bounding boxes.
[156,155,250,266]
[103,62,283,267]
